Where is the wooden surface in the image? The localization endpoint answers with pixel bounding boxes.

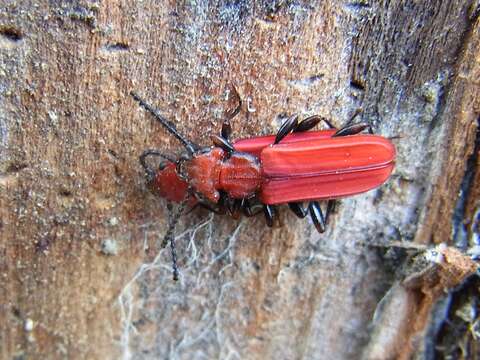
[0,1,479,359]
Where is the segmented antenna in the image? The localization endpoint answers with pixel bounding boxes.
[131,91,198,155]
[162,198,189,281]
[139,149,177,181]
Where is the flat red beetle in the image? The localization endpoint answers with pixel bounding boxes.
[132,91,396,280]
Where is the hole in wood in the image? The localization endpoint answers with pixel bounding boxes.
[0,26,23,42]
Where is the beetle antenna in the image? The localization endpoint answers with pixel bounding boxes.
[162,196,189,281]
[140,149,177,181]
[131,91,198,155]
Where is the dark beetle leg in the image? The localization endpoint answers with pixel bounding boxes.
[288,202,308,218]
[333,123,372,137]
[309,201,326,233]
[333,108,373,137]
[222,85,242,140]
[274,114,299,144]
[263,204,276,227]
[187,201,227,215]
[211,134,235,155]
[225,198,242,219]
[325,200,336,224]
[217,86,242,155]
[343,108,362,127]
[290,200,335,230]
[294,115,321,132]
[242,198,264,217]
[294,115,336,133]
[221,120,232,141]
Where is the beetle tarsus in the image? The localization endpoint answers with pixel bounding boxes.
[309,201,326,233]
[263,204,276,227]
[325,200,336,224]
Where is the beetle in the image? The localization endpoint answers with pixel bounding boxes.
[132,91,395,280]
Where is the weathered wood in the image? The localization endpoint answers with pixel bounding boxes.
[0,1,478,359]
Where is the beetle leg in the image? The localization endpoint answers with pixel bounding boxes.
[263,204,276,227]
[288,202,308,218]
[187,201,226,215]
[224,197,242,219]
[194,191,229,215]
[242,198,263,217]
[222,85,242,140]
[343,108,362,127]
[211,134,235,155]
[221,120,232,141]
[295,115,336,133]
[309,201,326,233]
[333,123,372,137]
[225,85,242,121]
[325,200,336,224]
[333,108,373,137]
[274,114,299,144]
[294,115,321,132]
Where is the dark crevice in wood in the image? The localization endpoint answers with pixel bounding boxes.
[107,149,118,159]
[5,162,28,174]
[59,189,73,197]
[345,2,372,10]
[0,26,23,42]
[103,42,130,52]
[429,5,478,131]
[350,78,365,91]
[11,307,21,318]
[426,76,447,131]
[35,235,53,253]
[433,274,480,359]
[468,1,480,21]
[452,115,480,247]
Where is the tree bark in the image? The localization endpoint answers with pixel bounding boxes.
[0,1,478,359]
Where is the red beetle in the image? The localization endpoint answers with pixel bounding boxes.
[132,91,395,279]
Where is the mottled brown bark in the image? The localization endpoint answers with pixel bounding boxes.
[0,1,478,360]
